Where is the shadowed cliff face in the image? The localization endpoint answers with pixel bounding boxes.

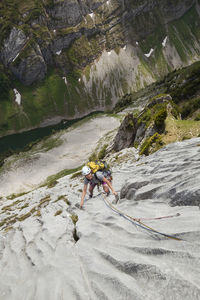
[0,0,200,136]
[0,137,200,299]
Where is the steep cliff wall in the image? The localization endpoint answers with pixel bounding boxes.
[1,0,200,136]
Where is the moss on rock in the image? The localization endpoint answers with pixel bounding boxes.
[139,133,163,156]
[154,108,167,130]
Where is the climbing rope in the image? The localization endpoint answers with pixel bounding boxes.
[100,193,183,241]
[137,213,180,221]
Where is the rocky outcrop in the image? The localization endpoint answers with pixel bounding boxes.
[113,94,172,153]
[47,0,83,28]
[11,43,47,85]
[46,0,105,29]
[0,27,27,66]
[112,113,137,151]
[120,137,200,207]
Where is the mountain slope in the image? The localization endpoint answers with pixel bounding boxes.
[0,137,200,299]
[1,0,200,136]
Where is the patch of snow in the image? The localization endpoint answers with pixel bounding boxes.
[56,50,62,55]
[13,89,21,105]
[53,30,56,33]
[89,13,94,19]
[78,78,81,82]
[123,45,126,50]
[144,48,154,58]
[136,41,139,45]
[106,0,111,5]
[162,36,168,47]
[62,77,67,86]
[12,53,19,62]
[108,51,112,55]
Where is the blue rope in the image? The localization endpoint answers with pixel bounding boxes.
[101,194,183,241]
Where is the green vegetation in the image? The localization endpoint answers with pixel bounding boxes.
[194,113,200,121]
[137,100,169,131]
[180,97,200,119]
[115,59,200,126]
[35,210,41,217]
[7,191,28,200]
[17,211,32,222]
[37,135,63,152]
[154,108,167,130]
[166,62,200,104]
[88,152,97,161]
[135,89,200,156]
[43,0,55,9]
[0,193,52,231]
[70,171,82,179]
[139,133,163,156]
[114,93,133,113]
[20,203,29,210]
[39,195,51,207]
[19,70,68,125]
[56,195,71,205]
[88,143,110,162]
[148,94,169,102]
[71,214,78,225]
[41,166,82,188]
[54,209,62,216]
[47,180,58,188]
[0,65,11,102]
[168,6,200,62]
[66,35,102,69]
[98,144,108,160]
[162,116,200,145]
[0,69,71,136]
[0,1,19,43]
[2,199,23,211]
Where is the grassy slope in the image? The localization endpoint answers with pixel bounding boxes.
[163,117,200,144]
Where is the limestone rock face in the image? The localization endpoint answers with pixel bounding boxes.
[46,0,105,29]
[0,27,27,66]
[0,137,200,299]
[11,44,47,85]
[120,137,200,207]
[47,0,83,28]
[51,32,82,54]
[158,0,195,22]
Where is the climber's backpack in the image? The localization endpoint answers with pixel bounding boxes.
[87,160,111,176]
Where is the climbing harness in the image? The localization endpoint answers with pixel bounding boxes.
[100,193,183,241]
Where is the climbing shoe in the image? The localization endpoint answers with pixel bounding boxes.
[106,190,110,197]
[89,193,93,198]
